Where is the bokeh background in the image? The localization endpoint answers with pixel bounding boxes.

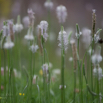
[0,0,103,28]
[0,0,103,68]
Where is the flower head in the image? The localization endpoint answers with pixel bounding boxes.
[82,28,91,48]
[3,36,14,49]
[32,75,38,84]
[91,46,102,65]
[15,15,23,32]
[3,25,8,37]
[44,0,53,10]
[39,20,48,41]
[42,64,49,75]
[3,20,15,49]
[29,44,39,53]
[93,67,103,80]
[58,29,68,51]
[56,5,67,23]
[22,16,30,28]
[24,27,34,40]
[27,9,35,27]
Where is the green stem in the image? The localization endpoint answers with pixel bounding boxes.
[3,49,6,97]
[7,49,10,102]
[73,69,76,103]
[77,38,79,55]
[61,26,65,103]
[97,68,100,103]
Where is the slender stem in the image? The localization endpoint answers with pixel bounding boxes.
[3,49,6,97]
[97,68,100,103]
[73,69,76,103]
[30,51,33,102]
[61,48,65,103]
[7,49,10,102]
[77,38,79,55]
[61,26,65,103]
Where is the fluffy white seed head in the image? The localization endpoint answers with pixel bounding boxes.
[56,5,67,23]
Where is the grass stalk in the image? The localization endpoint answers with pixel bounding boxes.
[61,26,65,103]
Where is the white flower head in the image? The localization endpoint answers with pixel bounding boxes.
[45,62,53,69]
[94,34,100,43]
[91,46,102,65]
[32,75,38,84]
[93,67,97,76]
[93,67,103,80]
[13,69,21,78]
[42,64,49,75]
[98,67,102,80]
[75,32,82,39]
[58,29,68,51]
[7,20,15,35]
[69,57,73,62]
[52,69,61,75]
[22,16,30,28]
[44,0,53,10]
[27,9,35,26]
[59,85,66,89]
[3,25,8,37]
[94,29,102,43]
[39,20,48,41]
[29,44,39,53]
[70,38,75,44]
[4,35,14,49]
[56,5,67,23]
[82,28,91,48]
[15,24,23,32]
[88,47,94,55]
[24,27,34,40]
[28,9,35,20]
[15,15,23,32]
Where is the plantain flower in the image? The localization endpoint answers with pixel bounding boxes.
[39,20,48,41]
[58,29,68,51]
[29,44,39,53]
[44,0,53,10]
[15,15,23,32]
[56,5,67,23]
[24,27,34,40]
